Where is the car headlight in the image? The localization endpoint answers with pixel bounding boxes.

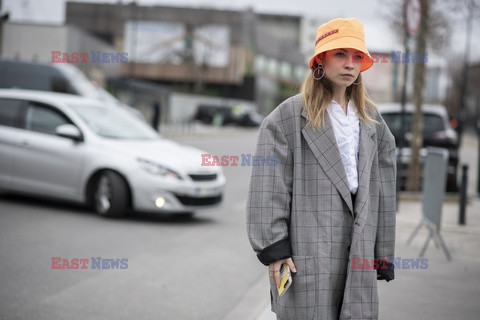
[137,158,182,180]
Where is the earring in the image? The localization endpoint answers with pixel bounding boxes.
[313,65,325,81]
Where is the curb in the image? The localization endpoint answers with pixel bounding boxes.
[222,273,270,320]
[161,124,259,140]
[256,306,276,320]
[399,191,475,203]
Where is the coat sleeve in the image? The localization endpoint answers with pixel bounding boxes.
[374,112,397,281]
[246,114,294,266]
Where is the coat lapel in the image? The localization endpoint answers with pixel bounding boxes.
[301,108,353,214]
[355,120,376,212]
[351,119,376,245]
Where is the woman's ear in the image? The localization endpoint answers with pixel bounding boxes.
[315,55,322,66]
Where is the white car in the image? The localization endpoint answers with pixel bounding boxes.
[0,89,225,217]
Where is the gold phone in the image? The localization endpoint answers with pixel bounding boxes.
[278,263,292,296]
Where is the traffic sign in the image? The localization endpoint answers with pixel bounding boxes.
[406,0,421,37]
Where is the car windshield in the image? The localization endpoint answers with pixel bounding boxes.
[70,103,158,139]
[382,112,444,139]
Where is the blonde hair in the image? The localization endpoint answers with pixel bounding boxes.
[301,66,377,130]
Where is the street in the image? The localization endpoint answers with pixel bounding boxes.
[0,128,266,320]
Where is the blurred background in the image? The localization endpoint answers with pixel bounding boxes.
[0,0,479,319]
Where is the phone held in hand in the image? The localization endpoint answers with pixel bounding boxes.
[278,263,292,296]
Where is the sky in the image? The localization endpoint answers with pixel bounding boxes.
[1,0,479,65]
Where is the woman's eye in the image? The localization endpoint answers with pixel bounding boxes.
[355,55,363,60]
[335,52,345,57]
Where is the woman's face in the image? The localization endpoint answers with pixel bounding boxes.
[319,48,363,88]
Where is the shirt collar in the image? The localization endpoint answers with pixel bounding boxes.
[329,100,357,115]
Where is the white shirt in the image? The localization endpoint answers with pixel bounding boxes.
[326,100,360,194]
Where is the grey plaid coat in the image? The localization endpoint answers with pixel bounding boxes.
[246,94,396,320]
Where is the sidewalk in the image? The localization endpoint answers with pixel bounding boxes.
[159,122,258,139]
[253,196,480,320]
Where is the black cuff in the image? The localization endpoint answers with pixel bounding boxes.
[377,261,395,282]
[257,238,292,266]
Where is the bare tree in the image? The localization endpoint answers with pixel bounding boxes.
[381,0,476,191]
[406,0,429,191]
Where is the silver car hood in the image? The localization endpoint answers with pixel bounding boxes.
[102,138,220,174]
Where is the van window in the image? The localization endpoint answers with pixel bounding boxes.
[0,98,23,127]
[0,61,76,94]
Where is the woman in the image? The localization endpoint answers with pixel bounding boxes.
[246,18,396,320]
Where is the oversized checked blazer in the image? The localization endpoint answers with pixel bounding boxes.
[246,94,396,320]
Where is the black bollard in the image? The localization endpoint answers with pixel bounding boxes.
[151,101,162,131]
[477,122,480,195]
[459,164,468,225]
[395,151,402,212]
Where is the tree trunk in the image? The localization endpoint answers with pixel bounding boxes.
[406,0,429,192]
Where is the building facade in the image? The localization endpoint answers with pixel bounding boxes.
[65,2,307,115]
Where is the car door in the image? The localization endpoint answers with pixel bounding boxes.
[0,98,25,189]
[12,101,86,200]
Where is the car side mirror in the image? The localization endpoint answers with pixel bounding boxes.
[56,124,83,142]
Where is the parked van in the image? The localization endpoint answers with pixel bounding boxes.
[0,59,142,118]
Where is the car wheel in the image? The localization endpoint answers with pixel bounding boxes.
[93,171,129,218]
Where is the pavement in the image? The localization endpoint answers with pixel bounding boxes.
[159,122,258,139]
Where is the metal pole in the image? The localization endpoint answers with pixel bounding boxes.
[459,164,468,225]
[477,93,480,195]
[0,0,4,56]
[457,0,474,143]
[399,40,409,154]
[477,115,480,194]
[129,2,137,78]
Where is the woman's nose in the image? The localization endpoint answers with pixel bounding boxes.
[345,56,355,69]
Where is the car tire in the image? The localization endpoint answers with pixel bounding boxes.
[92,171,129,218]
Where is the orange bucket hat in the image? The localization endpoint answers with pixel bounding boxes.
[309,18,373,72]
